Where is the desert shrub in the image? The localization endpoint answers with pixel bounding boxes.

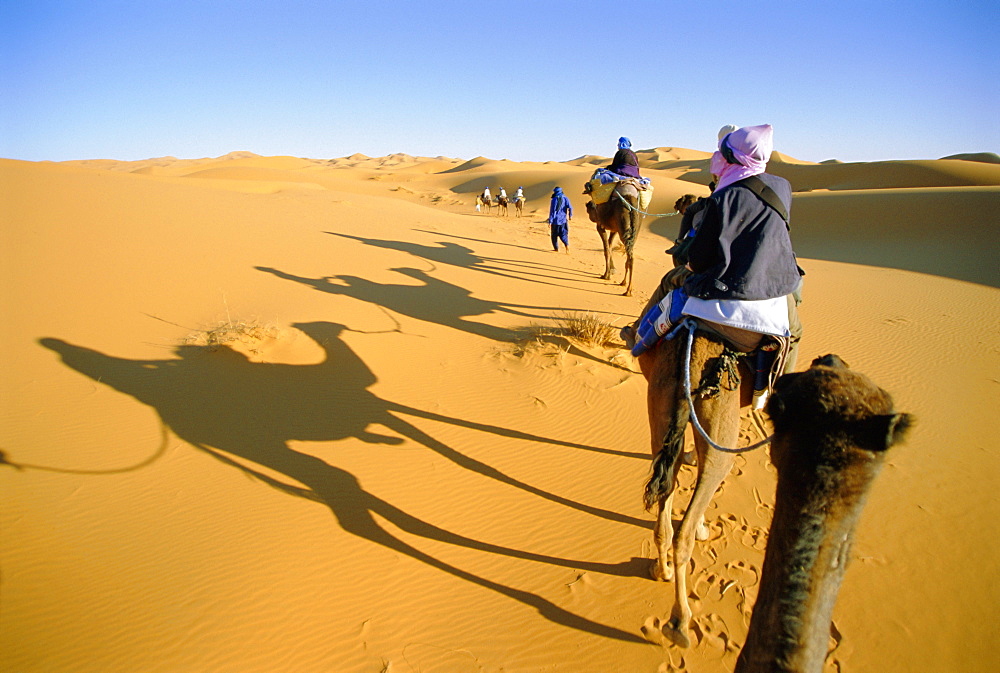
[185,317,278,353]
[545,311,619,348]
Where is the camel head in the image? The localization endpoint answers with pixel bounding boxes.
[767,354,913,462]
[674,194,698,214]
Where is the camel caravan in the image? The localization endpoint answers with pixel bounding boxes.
[464,131,912,669]
[475,186,525,217]
[574,131,913,669]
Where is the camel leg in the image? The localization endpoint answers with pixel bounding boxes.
[650,490,676,582]
[622,251,634,296]
[597,227,613,280]
[617,246,628,288]
[663,397,739,648]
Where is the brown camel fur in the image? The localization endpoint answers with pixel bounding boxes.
[514,197,524,217]
[476,193,492,214]
[496,194,509,216]
[638,326,754,648]
[584,182,641,296]
[735,354,913,673]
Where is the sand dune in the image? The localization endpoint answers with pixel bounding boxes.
[1,150,997,673]
[768,158,1000,192]
[940,152,1000,164]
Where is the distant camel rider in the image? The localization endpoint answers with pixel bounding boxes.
[499,187,507,200]
[482,186,491,201]
[607,136,641,179]
[514,186,525,201]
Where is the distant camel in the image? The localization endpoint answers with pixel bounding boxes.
[735,354,912,673]
[514,197,524,217]
[496,195,509,216]
[584,181,641,296]
[477,193,492,214]
[638,325,754,648]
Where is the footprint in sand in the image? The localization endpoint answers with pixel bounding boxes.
[692,613,732,652]
[738,522,769,551]
[704,518,728,542]
[725,560,760,587]
[657,658,687,673]
[752,486,774,520]
[691,572,718,601]
[730,454,747,477]
[651,646,687,672]
[724,560,762,625]
[641,616,666,645]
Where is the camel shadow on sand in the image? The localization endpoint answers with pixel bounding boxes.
[325,231,606,289]
[255,265,634,372]
[257,265,541,343]
[38,322,648,643]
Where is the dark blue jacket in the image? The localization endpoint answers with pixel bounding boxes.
[683,173,801,301]
[548,188,573,226]
[608,148,641,178]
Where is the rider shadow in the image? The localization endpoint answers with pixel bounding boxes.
[325,232,601,287]
[413,229,601,280]
[256,265,552,343]
[38,324,648,642]
[255,265,634,371]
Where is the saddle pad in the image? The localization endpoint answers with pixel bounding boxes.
[638,184,653,211]
[588,180,617,204]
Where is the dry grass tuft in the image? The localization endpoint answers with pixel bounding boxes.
[548,311,620,348]
[185,317,279,354]
[499,313,623,364]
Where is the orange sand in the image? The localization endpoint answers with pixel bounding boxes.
[2,150,998,672]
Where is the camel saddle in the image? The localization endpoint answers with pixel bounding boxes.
[584,173,653,209]
[688,318,790,409]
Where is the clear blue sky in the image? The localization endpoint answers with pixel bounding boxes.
[2,0,997,163]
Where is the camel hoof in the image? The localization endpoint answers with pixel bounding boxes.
[663,619,692,648]
[649,560,674,582]
[622,290,633,297]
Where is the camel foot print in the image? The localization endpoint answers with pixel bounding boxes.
[649,559,674,582]
[640,616,665,645]
[663,618,692,648]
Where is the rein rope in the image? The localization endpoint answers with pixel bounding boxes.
[612,189,678,218]
[672,318,774,454]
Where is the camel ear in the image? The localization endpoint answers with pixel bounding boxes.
[811,354,848,369]
[855,413,914,451]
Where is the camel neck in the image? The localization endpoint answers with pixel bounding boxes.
[736,440,885,673]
